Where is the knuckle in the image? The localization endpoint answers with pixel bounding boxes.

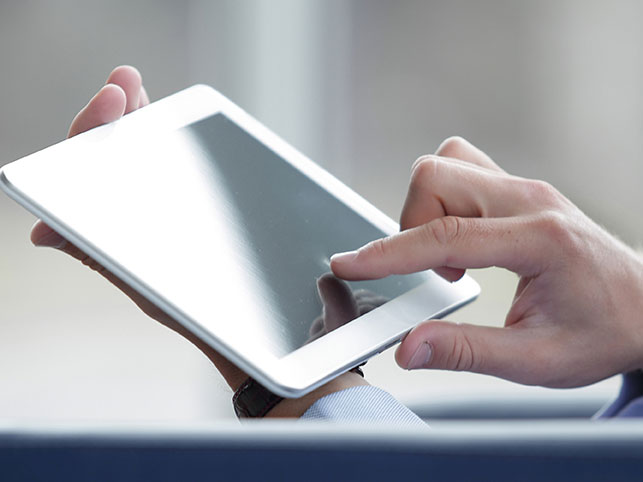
[446,325,478,372]
[536,210,573,245]
[411,154,431,172]
[438,136,468,158]
[534,210,585,260]
[364,237,389,259]
[523,179,561,206]
[425,216,464,247]
[410,155,440,189]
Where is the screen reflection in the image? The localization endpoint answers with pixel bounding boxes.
[180,114,425,356]
[307,273,389,344]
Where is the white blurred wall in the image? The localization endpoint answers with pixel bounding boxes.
[0,0,638,421]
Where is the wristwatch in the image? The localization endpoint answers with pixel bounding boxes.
[233,366,365,418]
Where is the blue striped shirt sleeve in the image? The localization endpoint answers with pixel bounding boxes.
[299,385,426,426]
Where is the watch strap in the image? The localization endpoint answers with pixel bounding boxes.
[233,365,365,419]
[233,378,284,418]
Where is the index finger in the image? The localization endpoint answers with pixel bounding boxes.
[331,215,547,280]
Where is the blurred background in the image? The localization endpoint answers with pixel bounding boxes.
[0,0,639,422]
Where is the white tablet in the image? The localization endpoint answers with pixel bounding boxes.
[0,85,480,397]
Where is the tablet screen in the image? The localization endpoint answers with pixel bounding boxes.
[181,114,426,356]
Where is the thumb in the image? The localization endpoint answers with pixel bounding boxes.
[395,320,528,379]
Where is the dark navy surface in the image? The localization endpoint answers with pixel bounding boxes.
[1,447,643,482]
[2,425,643,482]
[3,373,643,481]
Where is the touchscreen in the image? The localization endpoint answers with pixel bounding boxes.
[179,114,426,356]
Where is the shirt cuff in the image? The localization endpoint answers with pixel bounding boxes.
[299,385,426,426]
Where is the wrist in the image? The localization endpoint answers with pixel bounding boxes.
[264,372,369,418]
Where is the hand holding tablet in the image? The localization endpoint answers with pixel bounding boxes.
[1,66,479,400]
[28,67,247,392]
[26,67,369,415]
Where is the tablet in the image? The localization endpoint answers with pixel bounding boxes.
[0,85,480,397]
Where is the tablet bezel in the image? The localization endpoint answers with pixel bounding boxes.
[0,85,480,397]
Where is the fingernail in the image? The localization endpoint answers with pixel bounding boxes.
[407,342,432,369]
[330,250,358,264]
[33,231,67,249]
